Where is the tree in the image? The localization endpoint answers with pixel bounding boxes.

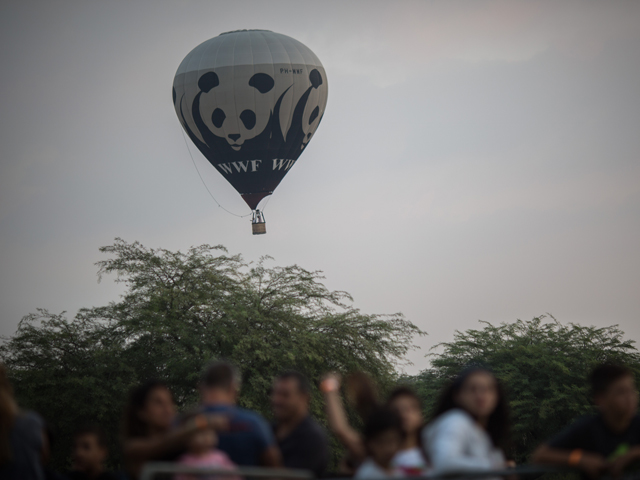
[410,316,640,463]
[0,309,135,470]
[1,238,424,470]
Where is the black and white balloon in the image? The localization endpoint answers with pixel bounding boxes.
[173,30,328,210]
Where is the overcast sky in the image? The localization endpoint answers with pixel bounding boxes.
[1,1,639,374]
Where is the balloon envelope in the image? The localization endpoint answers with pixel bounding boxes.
[173,30,328,210]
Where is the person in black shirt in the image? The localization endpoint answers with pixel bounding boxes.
[271,371,330,477]
[533,363,640,478]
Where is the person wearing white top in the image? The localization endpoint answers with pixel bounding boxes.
[391,447,428,475]
[354,406,406,479]
[423,408,505,473]
[421,367,511,475]
[387,387,428,476]
[355,458,403,479]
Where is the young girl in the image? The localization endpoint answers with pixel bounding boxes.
[422,367,511,475]
[354,407,405,479]
[176,421,238,480]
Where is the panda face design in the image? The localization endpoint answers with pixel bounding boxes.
[197,70,275,151]
[180,64,327,165]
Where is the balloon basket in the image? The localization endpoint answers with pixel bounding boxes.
[252,223,266,235]
[251,210,266,235]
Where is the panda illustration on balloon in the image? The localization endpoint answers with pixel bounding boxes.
[174,67,325,171]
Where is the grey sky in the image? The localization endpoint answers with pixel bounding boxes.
[1,1,639,374]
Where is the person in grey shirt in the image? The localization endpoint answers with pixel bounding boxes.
[0,363,46,480]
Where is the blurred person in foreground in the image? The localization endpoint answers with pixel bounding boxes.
[321,372,427,475]
[271,371,329,477]
[175,421,239,480]
[533,363,640,479]
[385,387,427,475]
[122,379,226,479]
[354,406,405,479]
[67,425,116,480]
[0,362,47,480]
[422,366,511,475]
[195,361,281,467]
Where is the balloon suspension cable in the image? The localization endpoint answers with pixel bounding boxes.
[260,194,271,212]
[180,130,251,218]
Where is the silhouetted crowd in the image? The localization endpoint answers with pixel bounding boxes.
[1,361,639,480]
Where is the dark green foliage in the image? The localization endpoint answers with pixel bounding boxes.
[0,309,134,470]
[0,238,424,470]
[411,317,640,463]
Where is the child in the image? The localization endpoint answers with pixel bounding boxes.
[68,425,117,480]
[176,417,238,480]
[354,407,405,479]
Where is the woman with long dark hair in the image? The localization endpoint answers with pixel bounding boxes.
[122,380,226,479]
[422,367,511,474]
[386,387,427,475]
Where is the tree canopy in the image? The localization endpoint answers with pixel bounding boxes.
[0,238,424,470]
[3,239,639,472]
[409,316,640,463]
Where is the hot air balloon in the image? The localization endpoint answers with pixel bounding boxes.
[172,30,328,234]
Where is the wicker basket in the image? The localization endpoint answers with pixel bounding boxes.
[252,222,267,235]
